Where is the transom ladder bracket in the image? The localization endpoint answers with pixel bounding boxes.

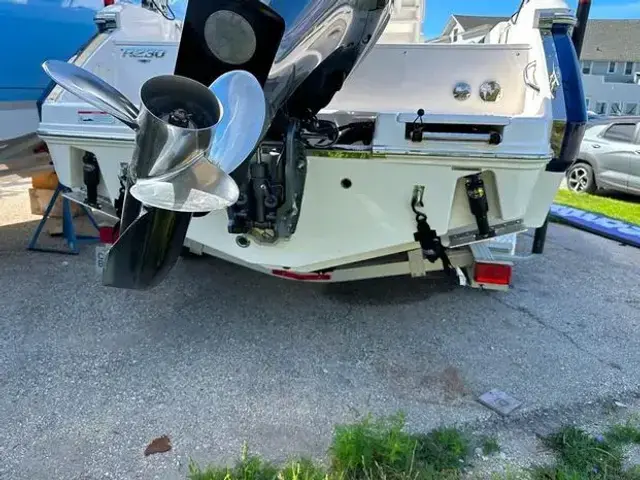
[469,241,496,262]
[27,183,101,255]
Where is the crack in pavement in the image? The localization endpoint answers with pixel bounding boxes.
[490,294,624,372]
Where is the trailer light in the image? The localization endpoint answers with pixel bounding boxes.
[474,262,512,286]
[271,269,332,281]
[99,226,118,244]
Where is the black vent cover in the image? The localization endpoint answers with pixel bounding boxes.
[174,0,285,87]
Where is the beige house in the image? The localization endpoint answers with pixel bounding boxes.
[426,15,508,44]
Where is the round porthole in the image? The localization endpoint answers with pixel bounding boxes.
[341,178,352,189]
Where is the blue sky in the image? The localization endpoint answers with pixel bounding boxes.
[423,0,640,38]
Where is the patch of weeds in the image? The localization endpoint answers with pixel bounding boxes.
[330,412,468,479]
[279,459,331,480]
[530,465,584,480]
[481,436,501,456]
[413,427,470,471]
[533,426,629,480]
[188,450,328,480]
[188,413,474,480]
[187,443,281,480]
[607,420,640,446]
[330,412,417,478]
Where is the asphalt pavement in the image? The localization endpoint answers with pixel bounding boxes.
[1,186,639,480]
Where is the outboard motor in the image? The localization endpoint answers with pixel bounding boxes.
[41,0,392,290]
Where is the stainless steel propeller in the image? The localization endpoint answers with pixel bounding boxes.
[41,59,267,289]
[42,60,265,203]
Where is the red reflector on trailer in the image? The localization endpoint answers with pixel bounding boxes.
[33,143,49,154]
[474,262,512,286]
[271,269,331,281]
[99,226,119,244]
[104,0,115,5]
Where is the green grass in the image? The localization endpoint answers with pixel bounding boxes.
[554,189,640,225]
[607,418,640,447]
[531,422,640,480]
[535,426,625,479]
[186,416,640,480]
[481,436,501,456]
[188,413,471,480]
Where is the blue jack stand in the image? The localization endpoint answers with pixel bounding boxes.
[27,183,101,254]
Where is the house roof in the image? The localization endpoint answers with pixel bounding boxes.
[580,20,640,63]
[435,14,507,41]
[438,15,640,63]
[425,35,450,44]
[452,15,509,31]
[459,24,495,40]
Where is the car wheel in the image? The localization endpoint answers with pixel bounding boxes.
[567,162,596,193]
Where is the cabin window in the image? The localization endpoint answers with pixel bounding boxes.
[608,61,616,73]
[624,103,638,115]
[582,61,592,74]
[595,102,607,115]
[625,62,634,75]
[452,28,459,42]
[603,123,637,144]
[609,102,622,115]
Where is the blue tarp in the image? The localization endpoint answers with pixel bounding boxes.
[549,203,640,248]
[0,0,101,102]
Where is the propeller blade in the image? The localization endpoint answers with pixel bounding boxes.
[129,153,239,213]
[42,60,139,130]
[208,70,267,173]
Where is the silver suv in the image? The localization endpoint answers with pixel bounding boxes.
[566,116,640,195]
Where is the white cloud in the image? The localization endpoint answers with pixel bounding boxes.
[590,0,640,19]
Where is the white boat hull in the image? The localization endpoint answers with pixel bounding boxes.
[42,129,562,272]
